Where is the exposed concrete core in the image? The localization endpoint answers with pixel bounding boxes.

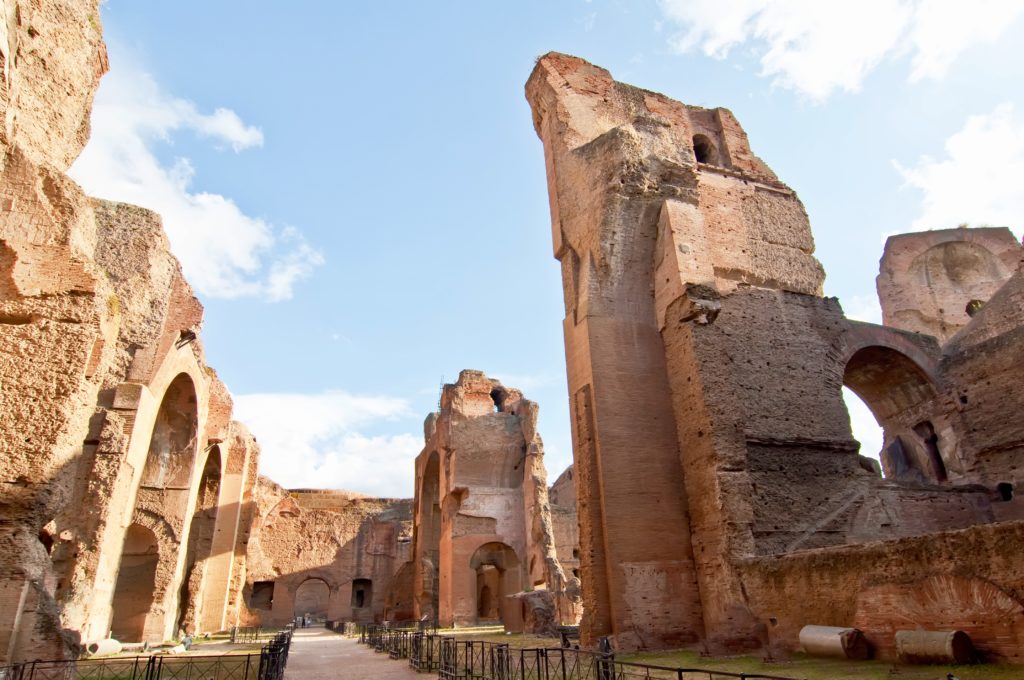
[411,370,579,633]
[526,52,1024,660]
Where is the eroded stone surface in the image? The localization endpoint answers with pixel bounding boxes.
[527,52,1024,661]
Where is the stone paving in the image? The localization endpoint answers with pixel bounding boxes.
[284,628,421,680]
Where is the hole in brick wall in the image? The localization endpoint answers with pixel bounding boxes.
[998,482,1014,502]
[913,421,947,482]
[38,529,54,554]
[693,134,719,165]
[250,581,275,610]
[490,388,505,413]
[572,569,580,578]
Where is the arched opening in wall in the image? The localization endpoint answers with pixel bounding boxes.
[841,387,884,475]
[470,542,521,628]
[140,374,199,489]
[176,446,222,633]
[294,578,330,620]
[418,451,442,620]
[110,524,159,642]
[351,578,373,610]
[692,134,720,166]
[843,347,943,482]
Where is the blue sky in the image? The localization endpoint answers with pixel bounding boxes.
[71,1,1024,496]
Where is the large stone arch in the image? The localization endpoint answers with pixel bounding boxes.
[294,577,331,620]
[413,451,441,623]
[835,323,950,482]
[176,445,223,633]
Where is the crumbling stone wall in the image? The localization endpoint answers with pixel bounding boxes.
[0,1,262,658]
[411,371,575,633]
[878,227,1020,344]
[240,478,413,626]
[526,52,1024,659]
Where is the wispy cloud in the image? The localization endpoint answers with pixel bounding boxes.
[894,103,1024,236]
[233,390,421,496]
[658,0,1024,101]
[842,294,883,325]
[69,53,322,301]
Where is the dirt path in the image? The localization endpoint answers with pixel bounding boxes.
[284,628,422,680]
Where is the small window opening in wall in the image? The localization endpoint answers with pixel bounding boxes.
[572,569,580,578]
[490,388,504,413]
[693,134,718,165]
[38,529,54,555]
[572,548,580,559]
[998,482,1014,502]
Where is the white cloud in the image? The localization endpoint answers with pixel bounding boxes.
[894,103,1024,236]
[69,59,322,301]
[233,390,422,497]
[842,294,883,325]
[659,0,1024,101]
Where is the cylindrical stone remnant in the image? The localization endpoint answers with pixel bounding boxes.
[895,630,973,665]
[799,625,870,660]
[86,639,123,656]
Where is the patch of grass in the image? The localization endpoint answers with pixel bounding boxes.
[624,648,1022,680]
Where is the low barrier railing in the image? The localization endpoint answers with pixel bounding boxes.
[355,625,801,680]
[0,631,293,680]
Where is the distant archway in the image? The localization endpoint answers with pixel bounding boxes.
[110,524,159,641]
[294,578,330,619]
[469,542,521,628]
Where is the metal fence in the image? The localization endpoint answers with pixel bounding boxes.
[0,631,293,680]
[355,625,801,680]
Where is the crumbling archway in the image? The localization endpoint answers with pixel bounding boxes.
[843,346,945,482]
[415,451,441,621]
[294,578,330,620]
[176,446,222,633]
[469,542,522,628]
[109,524,159,642]
[140,374,200,488]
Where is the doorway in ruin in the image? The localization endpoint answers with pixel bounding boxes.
[351,578,373,610]
[294,578,330,620]
[109,524,159,642]
[843,346,944,482]
[469,542,521,628]
[417,451,441,621]
[176,446,222,633]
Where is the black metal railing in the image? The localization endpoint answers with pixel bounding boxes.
[409,632,443,673]
[0,631,293,680]
[355,626,801,680]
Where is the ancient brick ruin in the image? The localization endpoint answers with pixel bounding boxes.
[411,370,579,633]
[0,1,260,658]
[526,52,1024,661]
[2,1,1024,669]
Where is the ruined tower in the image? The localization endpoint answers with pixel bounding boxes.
[527,53,1024,660]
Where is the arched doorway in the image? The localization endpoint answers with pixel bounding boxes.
[416,451,441,622]
[120,373,199,641]
[110,524,159,641]
[843,346,945,482]
[469,543,521,628]
[177,446,222,633]
[294,578,330,620]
